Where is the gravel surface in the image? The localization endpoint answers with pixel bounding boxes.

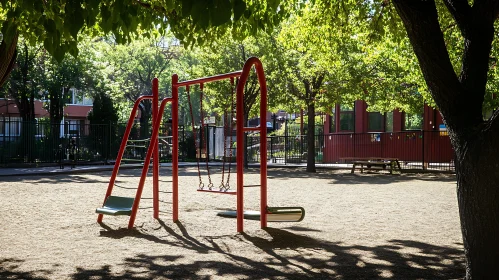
[0,167,464,279]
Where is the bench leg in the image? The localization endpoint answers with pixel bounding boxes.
[351,163,356,173]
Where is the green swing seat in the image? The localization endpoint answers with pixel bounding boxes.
[217,206,305,222]
[96,196,135,216]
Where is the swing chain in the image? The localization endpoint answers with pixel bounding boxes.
[199,84,214,187]
[187,85,204,189]
[225,77,236,190]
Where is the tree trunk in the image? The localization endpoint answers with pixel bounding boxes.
[0,33,18,88]
[392,1,499,278]
[454,124,499,279]
[306,102,316,172]
[139,100,152,139]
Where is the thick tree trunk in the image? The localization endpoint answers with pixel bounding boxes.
[0,34,18,88]
[392,0,499,278]
[454,122,499,279]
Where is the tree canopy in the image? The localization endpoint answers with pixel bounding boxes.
[0,0,294,61]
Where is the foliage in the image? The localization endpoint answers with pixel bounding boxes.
[0,38,43,121]
[186,31,281,125]
[99,36,180,127]
[87,87,118,161]
[0,0,294,62]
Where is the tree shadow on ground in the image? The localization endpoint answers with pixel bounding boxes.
[0,258,52,280]
[0,174,110,185]
[68,224,464,279]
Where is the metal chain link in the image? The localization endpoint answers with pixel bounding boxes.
[186,86,204,189]
[199,84,213,188]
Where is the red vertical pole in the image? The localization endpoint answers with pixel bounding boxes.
[153,78,160,219]
[236,79,245,233]
[235,57,269,232]
[172,74,179,222]
[256,61,268,229]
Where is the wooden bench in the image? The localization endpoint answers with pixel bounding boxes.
[341,158,401,174]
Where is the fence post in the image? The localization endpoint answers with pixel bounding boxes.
[270,136,274,160]
[284,119,288,165]
[422,130,426,170]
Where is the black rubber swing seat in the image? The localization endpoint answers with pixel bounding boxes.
[96,196,135,216]
[217,206,305,222]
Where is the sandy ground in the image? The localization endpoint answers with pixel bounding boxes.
[0,167,464,279]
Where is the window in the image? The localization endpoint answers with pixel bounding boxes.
[68,88,93,105]
[404,113,423,130]
[34,119,48,137]
[385,112,394,132]
[64,119,83,136]
[0,117,21,136]
[339,103,354,131]
[367,112,383,131]
[329,107,335,133]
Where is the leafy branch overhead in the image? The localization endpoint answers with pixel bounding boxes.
[0,0,291,61]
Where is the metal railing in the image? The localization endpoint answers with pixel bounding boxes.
[0,120,185,166]
[0,120,455,172]
[247,131,455,172]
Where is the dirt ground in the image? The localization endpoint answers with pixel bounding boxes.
[0,167,464,279]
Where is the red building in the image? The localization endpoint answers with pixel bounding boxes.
[0,89,93,138]
[322,100,454,166]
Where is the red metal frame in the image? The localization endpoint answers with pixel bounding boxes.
[172,57,268,232]
[97,93,156,224]
[98,57,268,233]
[97,78,174,228]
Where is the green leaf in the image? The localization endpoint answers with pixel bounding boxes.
[69,11,84,39]
[67,41,79,57]
[53,46,65,64]
[182,0,194,17]
[43,19,56,34]
[100,5,112,33]
[211,0,231,26]
[1,21,17,45]
[233,0,246,21]
[244,9,252,19]
[44,36,54,54]
[191,1,209,29]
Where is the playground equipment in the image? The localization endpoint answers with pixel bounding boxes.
[96,57,304,232]
[186,81,236,194]
[218,207,305,222]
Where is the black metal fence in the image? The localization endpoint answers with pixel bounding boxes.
[0,120,455,172]
[0,120,185,167]
[247,131,455,172]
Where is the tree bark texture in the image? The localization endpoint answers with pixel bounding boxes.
[0,34,18,88]
[393,0,499,278]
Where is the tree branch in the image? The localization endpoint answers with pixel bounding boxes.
[443,0,471,35]
[392,0,481,134]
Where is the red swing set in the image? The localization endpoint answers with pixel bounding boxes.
[96,57,304,233]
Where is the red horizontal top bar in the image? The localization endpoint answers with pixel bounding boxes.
[243,127,262,132]
[174,71,243,87]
